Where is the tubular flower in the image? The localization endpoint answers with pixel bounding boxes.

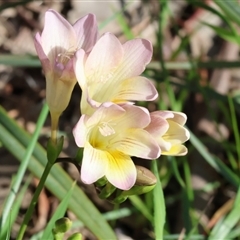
[34,9,98,117]
[73,103,161,190]
[145,111,190,156]
[74,32,158,115]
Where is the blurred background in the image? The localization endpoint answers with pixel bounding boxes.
[1,0,240,239]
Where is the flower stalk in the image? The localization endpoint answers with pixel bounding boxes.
[16,161,54,240]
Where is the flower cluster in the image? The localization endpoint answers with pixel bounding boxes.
[35,10,190,190]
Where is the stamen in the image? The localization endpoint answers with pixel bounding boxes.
[56,46,78,65]
[98,122,115,136]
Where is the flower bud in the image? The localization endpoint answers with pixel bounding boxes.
[52,217,72,234]
[67,233,82,240]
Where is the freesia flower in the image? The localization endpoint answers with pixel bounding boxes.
[73,103,161,190]
[145,111,190,156]
[34,9,98,125]
[74,32,158,115]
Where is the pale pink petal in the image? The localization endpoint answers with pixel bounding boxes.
[34,33,51,74]
[86,102,125,127]
[151,111,174,121]
[145,113,169,137]
[85,32,123,84]
[74,49,87,89]
[170,112,187,125]
[116,38,153,79]
[41,9,76,65]
[162,145,188,156]
[112,76,158,102]
[112,129,160,159]
[154,111,187,125]
[73,115,89,147]
[117,104,151,129]
[81,142,107,184]
[73,13,98,52]
[106,151,136,190]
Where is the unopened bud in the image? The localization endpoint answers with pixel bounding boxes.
[67,233,82,240]
[53,217,72,234]
[135,165,157,186]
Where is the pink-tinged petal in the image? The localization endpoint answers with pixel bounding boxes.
[164,120,190,144]
[73,115,89,147]
[106,151,136,190]
[151,111,174,121]
[162,145,188,156]
[73,13,98,52]
[85,32,123,84]
[81,143,107,184]
[113,129,160,159]
[154,111,187,126]
[34,33,51,74]
[41,9,76,65]
[116,38,153,79]
[145,113,169,137]
[86,102,125,127]
[74,49,87,89]
[169,111,187,125]
[118,104,151,129]
[112,76,158,102]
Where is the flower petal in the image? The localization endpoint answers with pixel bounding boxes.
[171,112,187,125]
[145,112,169,137]
[112,129,160,159]
[41,9,76,65]
[34,33,51,74]
[73,13,98,52]
[155,111,187,125]
[117,104,151,129]
[162,145,188,156]
[116,38,153,79]
[73,114,89,147]
[112,76,158,102]
[81,142,107,184]
[85,32,123,84]
[164,120,190,144]
[86,102,125,127]
[74,49,87,89]
[106,151,136,190]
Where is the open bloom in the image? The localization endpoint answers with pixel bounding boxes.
[73,103,161,190]
[34,9,98,117]
[74,32,158,115]
[145,111,190,156]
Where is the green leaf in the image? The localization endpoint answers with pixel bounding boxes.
[189,129,239,187]
[201,21,240,44]
[209,185,240,239]
[128,195,153,222]
[0,54,41,67]
[214,0,240,26]
[0,176,32,239]
[41,182,76,240]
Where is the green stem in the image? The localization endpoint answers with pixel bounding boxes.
[50,112,60,144]
[16,161,54,240]
[152,160,165,239]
